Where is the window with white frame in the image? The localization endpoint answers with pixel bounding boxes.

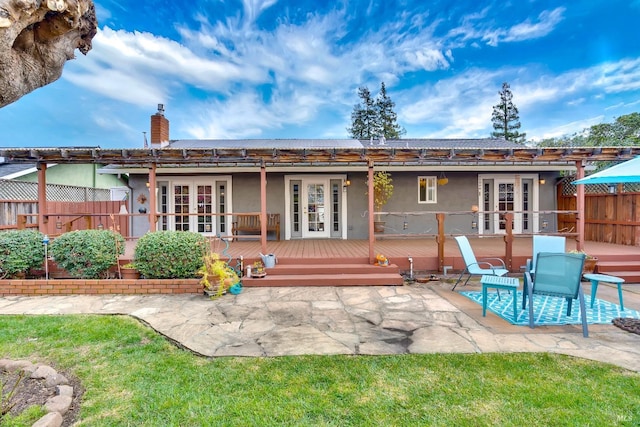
[418,176,437,203]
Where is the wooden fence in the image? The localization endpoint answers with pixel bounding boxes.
[2,201,129,237]
[558,185,640,246]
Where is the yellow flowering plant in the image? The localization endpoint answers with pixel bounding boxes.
[198,253,239,297]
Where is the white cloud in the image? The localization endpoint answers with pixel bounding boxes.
[594,58,640,93]
[58,3,639,144]
[183,88,324,139]
[528,116,604,141]
[63,26,268,105]
[482,7,565,46]
[398,55,640,140]
[242,0,279,25]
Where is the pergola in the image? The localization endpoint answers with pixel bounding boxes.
[3,145,639,260]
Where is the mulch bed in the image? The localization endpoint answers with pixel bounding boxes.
[612,318,640,336]
[1,367,83,426]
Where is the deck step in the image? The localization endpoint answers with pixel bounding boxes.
[597,261,640,272]
[244,257,371,266]
[243,272,404,287]
[265,263,400,275]
[242,262,403,287]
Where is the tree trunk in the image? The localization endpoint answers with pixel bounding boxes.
[0,0,97,108]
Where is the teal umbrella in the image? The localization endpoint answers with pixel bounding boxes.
[573,156,640,184]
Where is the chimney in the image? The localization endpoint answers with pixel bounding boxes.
[150,104,169,146]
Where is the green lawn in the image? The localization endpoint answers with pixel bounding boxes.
[1,315,639,426]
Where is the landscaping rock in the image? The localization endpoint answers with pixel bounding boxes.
[44,395,73,415]
[32,411,63,427]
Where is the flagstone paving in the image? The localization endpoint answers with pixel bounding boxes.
[1,283,639,372]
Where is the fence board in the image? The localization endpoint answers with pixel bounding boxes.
[46,201,129,237]
[559,179,640,246]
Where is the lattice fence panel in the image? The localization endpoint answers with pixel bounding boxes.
[560,176,639,195]
[0,180,111,201]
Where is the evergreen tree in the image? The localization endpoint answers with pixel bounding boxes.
[491,82,526,143]
[376,82,406,139]
[347,86,378,139]
[348,82,405,139]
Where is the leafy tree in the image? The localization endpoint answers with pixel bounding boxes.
[586,112,640,146]
[491,82,526,143]
[348,82,405,139]
[376,82,406,139]
[537,113,640,147]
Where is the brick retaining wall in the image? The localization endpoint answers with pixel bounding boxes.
[0,279,202,296]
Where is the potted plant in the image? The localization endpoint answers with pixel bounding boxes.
[569,250,598,275]
[120,262,140,280]
[252,260,266,278]
[198,253,240,298]
[367,171,394,232]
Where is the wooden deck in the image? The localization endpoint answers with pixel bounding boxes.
[204,236,640,259]
[125,237,640,271]
[124,236,640,282]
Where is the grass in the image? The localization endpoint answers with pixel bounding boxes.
[1,315,639,426]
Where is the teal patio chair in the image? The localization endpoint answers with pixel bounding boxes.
[526,235,566,274]
[453,236,509,290]
[523,252,588,337]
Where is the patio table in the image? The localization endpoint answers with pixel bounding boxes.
[480,275,519,321]
[583,273,626,311]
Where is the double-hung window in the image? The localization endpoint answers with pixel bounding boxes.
[418,176,437,203]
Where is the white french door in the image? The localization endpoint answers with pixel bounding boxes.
[302,179,330,238]
[284,174,348,240]
[494,177,527,234]
[166,177,232,236]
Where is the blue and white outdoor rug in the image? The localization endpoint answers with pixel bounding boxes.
[461,290,640,326]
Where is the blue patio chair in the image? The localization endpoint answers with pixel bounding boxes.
[453,236,509,290]
[526,235,566,274]
[523,252,588,337]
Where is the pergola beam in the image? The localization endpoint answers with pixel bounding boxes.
[2,146,638,166]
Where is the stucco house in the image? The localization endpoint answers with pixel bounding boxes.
[97,107,579,240]
[2,106,638,257]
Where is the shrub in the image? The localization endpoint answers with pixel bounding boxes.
[0,230,45,278]
[134,231,208,279]
[50,230,125,279]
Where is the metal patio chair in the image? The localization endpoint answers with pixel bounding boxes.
[523,252,588,337]
[453,236,509,290]
[526,235,566,275]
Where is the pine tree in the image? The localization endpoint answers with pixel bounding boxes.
[347,86,378,139]
[491,82,526,143]
[348,82,405,139]
[376,82,406,139]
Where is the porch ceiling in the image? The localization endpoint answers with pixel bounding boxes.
[1,146,638,167]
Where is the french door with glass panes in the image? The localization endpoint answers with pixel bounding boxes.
[302,178,330,238]
[162,178,231,236]
[494,178,521,234]
[284,175,348,240]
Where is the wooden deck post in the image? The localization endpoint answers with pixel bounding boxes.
[436,213,445,272]
[37,162,48,235]
[368,162,375,264]
[148,164,157,232]
[504,212,513,271]
[575,160,585,251]
[260,163,267,255]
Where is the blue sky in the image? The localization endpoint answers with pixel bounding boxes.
[2,0,639,148]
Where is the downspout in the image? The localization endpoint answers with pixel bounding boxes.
[260,162,267,255]
[148,164,157,232]
[575,160,585,251]
[37,162,47,234]
[368,162,375,264]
